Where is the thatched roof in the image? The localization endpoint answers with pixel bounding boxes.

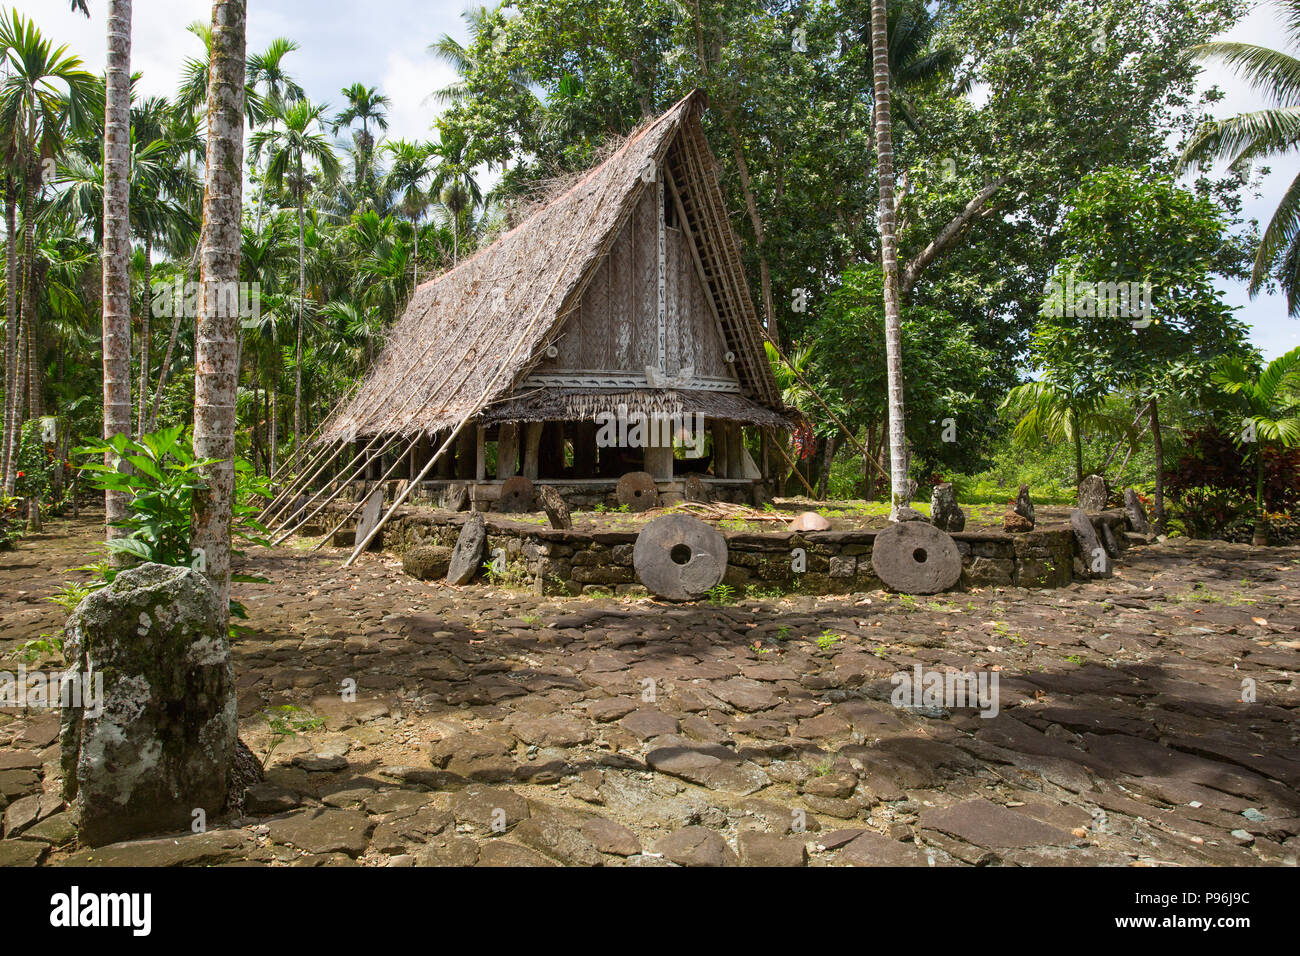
[318,90,784,444]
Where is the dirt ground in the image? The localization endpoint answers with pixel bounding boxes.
[1,512,1298,867]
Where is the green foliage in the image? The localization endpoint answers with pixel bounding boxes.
[14,419,60,504]
[74,425,270,578]
[706,582,736,606]
[258,705,325,769]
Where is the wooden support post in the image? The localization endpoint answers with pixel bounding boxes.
[497,423,518,479]
[712,421,729,478]
[456,427,476,480]
[434,430,454,478]
[727,423,744,479]
[574,421,597,478]
[645,445,674,480]
[475,426,486,481]
[522,422,543,479]
[760,428,771,480]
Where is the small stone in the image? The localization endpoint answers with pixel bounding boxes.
[653,826,737,867]
[789,511,831,532]
[1014,484,1035,525]
[266,808,373,857]
[1124,488,1150,533]
[446,513,487,585]
[737,831,807,867]
[401,545,453,581]
[581,818,641,856]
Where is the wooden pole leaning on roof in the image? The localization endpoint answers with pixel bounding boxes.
[770,429,817,497]
[259,334,441,523]
[267,263,515,536]
[342,121,675,567]
[768,339,891,484]
[258,382,363,519]
[270,432,414,544]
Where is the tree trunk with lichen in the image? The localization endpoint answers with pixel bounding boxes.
[192,0,246,615]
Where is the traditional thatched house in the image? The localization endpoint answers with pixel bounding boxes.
[317,90,789,509]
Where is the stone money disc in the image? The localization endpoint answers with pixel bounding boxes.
[871,520,961,594]
[633,514,728,601]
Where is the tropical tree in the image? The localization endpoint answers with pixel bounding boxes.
[870,0,909,514]
[383,139,434,288]
[0,10,95,491]
[1179,0,1300,313]
[429,123,480,266]
[193,0,247,614]
[333,83,389,205]
[1212,346,1300,544]
[250,99,340,452]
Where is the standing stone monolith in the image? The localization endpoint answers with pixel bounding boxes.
[539,486,572,530]
[447,512,488,585]
[61,563,236,846]
[1069,508,1112,578]
[1123,488,1150,534]
[930,482,966,532]
[1078,474,1108,512]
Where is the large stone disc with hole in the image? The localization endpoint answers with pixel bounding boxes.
[498,476,535,513]
[617,471,660,512]
[871,520,961,594]
[633,514,729,601]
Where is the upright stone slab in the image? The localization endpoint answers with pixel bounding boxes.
[929,483,966,532]
[447,512,488,585]
[441,483,470,512]
[1078,474,1108,512]
[1123,488,1150,534]
[1069,508,1112,578]
[355,487,385,551]
[871,521,962,594]
[538,486,572,530]
[60,563,236,846]
[1014,484,1035,525]
[683,473,712,503]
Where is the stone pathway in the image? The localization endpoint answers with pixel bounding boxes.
[1,516,1297,866]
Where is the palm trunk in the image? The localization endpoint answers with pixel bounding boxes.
[1072,408,1084,487]
[294,165,305,454]
[102,0,134,543]
[1253,446,1267,546]
[1150,396,1165,536]
[2,190,18,494]
[870,0,909,516]
[136,236,152,433]
[192,0,247,614]
[21,159,40,421]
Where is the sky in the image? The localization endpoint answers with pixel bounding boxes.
[14,0,1300,360]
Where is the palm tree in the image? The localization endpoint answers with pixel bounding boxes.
[100,0,132,539]
[999,381,1137,488]
[240,214,296,474]
[429,125,481,266]
[0,11,94,492]
[176,19,265,128]
[333,83,390,208]
[383,139,434,288]
[192,0,247,614]
[869,0,909,516]
[246,37,304,230]
[1212,346,1300,545]
[250,99,340,452]
[1178,0,1300,314]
